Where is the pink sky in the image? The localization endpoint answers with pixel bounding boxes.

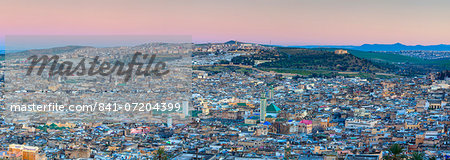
[1,0,450,48]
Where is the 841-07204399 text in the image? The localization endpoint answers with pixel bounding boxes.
[9,102,182,112]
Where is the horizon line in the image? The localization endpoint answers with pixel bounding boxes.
[2,41,450,50]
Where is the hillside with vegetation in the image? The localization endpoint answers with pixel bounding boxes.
[346,49,449,71]
[231,47,398,78]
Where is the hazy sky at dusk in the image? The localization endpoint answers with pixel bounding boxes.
[1,0,450,49]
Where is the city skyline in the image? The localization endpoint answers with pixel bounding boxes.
[1,0,450,159]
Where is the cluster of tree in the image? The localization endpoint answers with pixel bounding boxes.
[266,48,391,72]
[194,65,252,75]
[383,144,437,160]
[193,51,222,56]
[231,50,282,66]
[436,70,450,80]
[153,147,169,160]
[232,47,394,73]
[231,56,255,65]
[152,143,440,160]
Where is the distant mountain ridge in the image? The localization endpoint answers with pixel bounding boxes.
[290,43,450,51]
[224,40,243,45]
[358,43,450,51]
[214,41,450,51]
[14,45,92,55]
[4,46,92,59]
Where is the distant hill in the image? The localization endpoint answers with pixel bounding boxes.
[7,46,93,59]
[347,49,432,64]
[224,40,243,45]
[357,43,450,51]
[195,40,249,46]
[231,47,397,77]
[14,45,92,55]
[347,49,449,70]
[292,43,450,51]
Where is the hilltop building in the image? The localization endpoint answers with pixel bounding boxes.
[335,49,349,54]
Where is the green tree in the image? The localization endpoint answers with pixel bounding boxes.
[409,152,424,160]
[49,123,58,129]
[383,144,406,160]
[153,147,169,160]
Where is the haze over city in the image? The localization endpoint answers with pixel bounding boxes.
[1,0,450,50]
